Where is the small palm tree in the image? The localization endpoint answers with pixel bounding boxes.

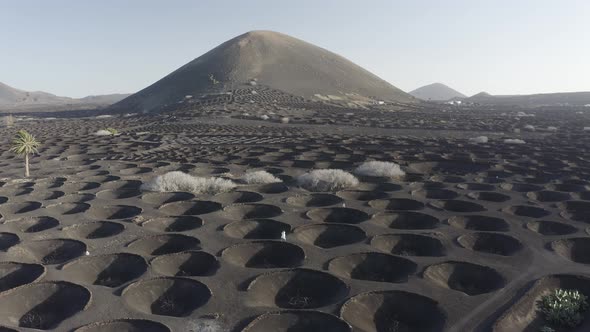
[9,130,40,177]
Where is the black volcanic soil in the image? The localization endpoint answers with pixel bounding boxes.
[0,99,589,332]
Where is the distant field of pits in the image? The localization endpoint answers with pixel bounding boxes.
[0,100,589,331]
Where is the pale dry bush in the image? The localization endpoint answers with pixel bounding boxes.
[354,161,405,178]
[297,169,359,192]
[3,115,14,127]
[469,136,489,143]
[94,129,113,136]
[504,138,526,144]
[240,171,282,184]
[141,171,236,195]
[187,318,224,332]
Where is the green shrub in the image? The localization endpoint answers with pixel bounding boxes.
[209,73,220,85]
[538,289,589,328]
[105,128,118,135]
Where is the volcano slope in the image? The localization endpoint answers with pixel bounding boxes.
[111,30,414,113]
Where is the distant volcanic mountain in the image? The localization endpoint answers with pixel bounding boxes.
[0,81,72,107]
[0,81,129,112]
[409,83,466,101]
[112,30,415,112]
[466,91,590,107]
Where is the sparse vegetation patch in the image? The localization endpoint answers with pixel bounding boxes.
[538,288,589,329]
[504,138,526,144]
[95,130,112,136]
[298,169,359,192]
[240,171,282,184]
[141,171,236,195]
[354,161,405,178]
[469,136,489,143]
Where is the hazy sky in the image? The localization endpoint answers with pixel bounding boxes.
[1,0,589,97]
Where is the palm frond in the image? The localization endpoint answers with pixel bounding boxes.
[9,130,40,156]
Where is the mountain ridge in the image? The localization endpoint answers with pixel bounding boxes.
[0,81,130,111]
[466,91,590,106]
